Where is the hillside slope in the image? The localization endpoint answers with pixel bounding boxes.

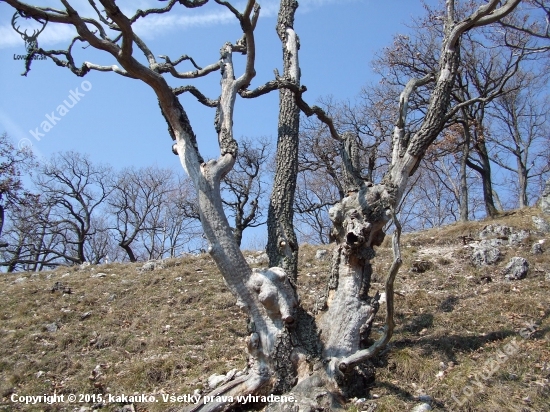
[0,208,549,412]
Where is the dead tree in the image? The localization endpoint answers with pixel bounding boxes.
[0,0,521,409]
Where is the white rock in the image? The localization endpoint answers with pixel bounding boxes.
[315,249,328,260]
[412,403,432,412]
[208,373,226,389]
[503,257,529,281]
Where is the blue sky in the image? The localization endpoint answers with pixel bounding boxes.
[0,0,439,166]
[0,0,439,247]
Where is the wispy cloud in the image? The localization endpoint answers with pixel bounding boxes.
[0,0,349,49]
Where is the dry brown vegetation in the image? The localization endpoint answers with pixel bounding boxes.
[1,208,549,412]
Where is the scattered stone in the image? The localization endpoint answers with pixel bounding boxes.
[315,249,328,260]
[478,238,507,248]
[503,257,529,281]
[471,246,501,266]
[61,273,71,278]
[14,277,27,284]
[480,224,511,238]
[532,216,550,233]
[508,230,529,245]
[90,272,107,278]
[354,398,367,406]
[44,322,58,332]
[417,395,432,403]
[541,178,550,214]
[141,261,156,271]
[411,260,432,273]
[245,253,269,265]
[207,373,226,389]
[35,371,45,378]
[108,294,117,302]
[121,405,136,412]
[139,260,165,272]
[545,273,550,282]
[79,262,91,270]
[378,292,386,304]
[50,282,71,294]
[175,277,183,281]
[531,243,544,255]
[480,275,492,284]
[412,403,432,412]
[360,402,378,412]
[80,311,92,320]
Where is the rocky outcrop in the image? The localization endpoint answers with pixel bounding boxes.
[532,216,550,233]
[471,246,501,266]
[503,257,529,281]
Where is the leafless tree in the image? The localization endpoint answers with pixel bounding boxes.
[488,71,550,207]
[0,196,63,271]
[374,3,532,219]
[33,151,114,265]
[161,175,203,257]
[83,214,116,264]
[1,0,521,408]
[222,137,271,247]
[109,166,176,262]
[0,133,36,243]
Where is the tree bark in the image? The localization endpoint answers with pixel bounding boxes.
[267,0,300,281]
[120,242,137,262]
[467,135,499,218]
[459,121,470,222]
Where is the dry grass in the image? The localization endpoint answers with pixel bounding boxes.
[0,208,549,411]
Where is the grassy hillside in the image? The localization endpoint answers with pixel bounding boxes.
[1,208,549,412]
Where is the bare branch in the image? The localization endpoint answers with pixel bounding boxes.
[157,55,221,79]
[173,85,219,107]
[448,0,521,47]
[278,80,342,141]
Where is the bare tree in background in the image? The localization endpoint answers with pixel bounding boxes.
[1,0,521,408]
[488,71,550,207]
[222,137,271,247]
[162,178,204,257]
[33,151,113,265]
[109,166,175,262]
[374,3,531,219]
[0,133,35,243]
